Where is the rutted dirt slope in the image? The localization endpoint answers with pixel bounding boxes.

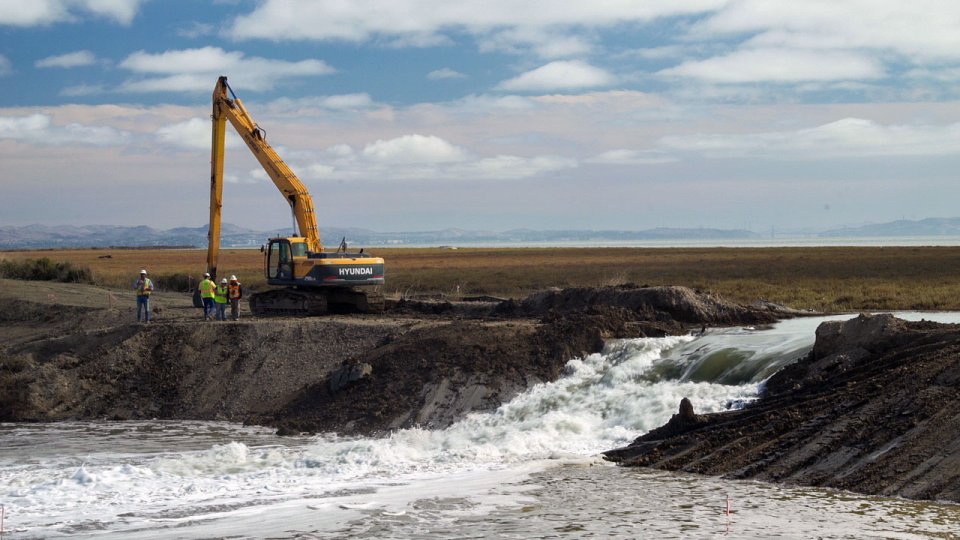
[604,313,960,503]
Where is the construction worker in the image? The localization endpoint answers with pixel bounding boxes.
[228,275,243,320]
[197,272,216,321]
[215,278,229,321]
[133,269,154,323]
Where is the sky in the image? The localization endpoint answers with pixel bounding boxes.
[2,0,960,233]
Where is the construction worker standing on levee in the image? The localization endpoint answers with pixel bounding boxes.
[197,272,216,321]
[133,269,154,323]
[228,275,242,321]
[214,278,229,321]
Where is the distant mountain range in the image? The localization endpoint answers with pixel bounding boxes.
[815,217,960,238]
[2,218,960,249]
[0,224,757,249]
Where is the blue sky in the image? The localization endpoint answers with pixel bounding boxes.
[2,0,960,233]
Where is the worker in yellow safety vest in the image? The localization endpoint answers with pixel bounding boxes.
[214,278,229,321]
[227,275,243,321]
[133,269,154,323]
[197,272,216,321]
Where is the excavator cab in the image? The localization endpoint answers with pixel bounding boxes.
[265,238,297,280]
[264,236,384,287]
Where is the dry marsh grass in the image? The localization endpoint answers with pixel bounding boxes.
[3,246,959,312]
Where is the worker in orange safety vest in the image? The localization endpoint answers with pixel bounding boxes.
[228,275,243,321]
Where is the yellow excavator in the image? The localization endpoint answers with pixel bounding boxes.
[195,76,385,315]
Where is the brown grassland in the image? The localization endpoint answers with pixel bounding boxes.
[3,246,960,312]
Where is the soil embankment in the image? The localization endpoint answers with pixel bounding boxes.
[0,279,781,436]
[604,313,960,503]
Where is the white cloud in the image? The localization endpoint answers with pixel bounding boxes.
[447,154,577,180]
[304,163,335,179]
[498,60,615,91]
[262,94,378,115]
[0,113,128,145]
[217,0,960,99]
[325,144,354,158]
[692,0,960,63]
[479,27,594,58]
[0,0,143,26]
[362,134,468,163]
[118,47,335,93]
[269,131,580,182]
[309,144,576,181]
[60,83,106,96]
[906,67,960,82]
[80,0,141,25]
[319,94,374,110]
[587,149,677,165]
[227,0,726,43]
[427,68,467,80]
[0,54,10,75]
[36,50,96,68]
[624,45,691,60]
[659,118,960,158]
[660,48,884,83]
[176,21,215,39]
[155,117,242,151]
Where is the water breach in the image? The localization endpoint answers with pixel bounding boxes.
[3,312,960,537]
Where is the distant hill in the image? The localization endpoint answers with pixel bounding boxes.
[0,224,758,250]
[818,217,960,237]
[6,218,960,250]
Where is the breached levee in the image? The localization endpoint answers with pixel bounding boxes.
[0,284,788,437]
[0,319,397,422]
[604,313,960,503]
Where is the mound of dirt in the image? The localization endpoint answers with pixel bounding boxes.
[604,313,960,503]
[505,285,783,325]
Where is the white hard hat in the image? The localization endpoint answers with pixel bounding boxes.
[140,269,147,274]
[230,275,237,280]
[204,272,210,277]
[221,278,228,283]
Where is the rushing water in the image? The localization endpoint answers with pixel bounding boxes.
[2,313,960,539]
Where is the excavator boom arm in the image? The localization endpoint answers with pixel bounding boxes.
[206,76,322,277]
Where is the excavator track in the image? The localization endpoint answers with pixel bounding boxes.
[249,287,383,317]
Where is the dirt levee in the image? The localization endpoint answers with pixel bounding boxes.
[1,317,400,422]
[604,313,960,503]
[512,285,781,325]
[0,279,790,436]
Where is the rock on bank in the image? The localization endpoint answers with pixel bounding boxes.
[604,313,960,503]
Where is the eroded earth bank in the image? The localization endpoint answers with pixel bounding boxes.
[3,278,959,503]
[604,313,960,503]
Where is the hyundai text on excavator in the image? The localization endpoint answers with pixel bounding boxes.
[196,76,385,316]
